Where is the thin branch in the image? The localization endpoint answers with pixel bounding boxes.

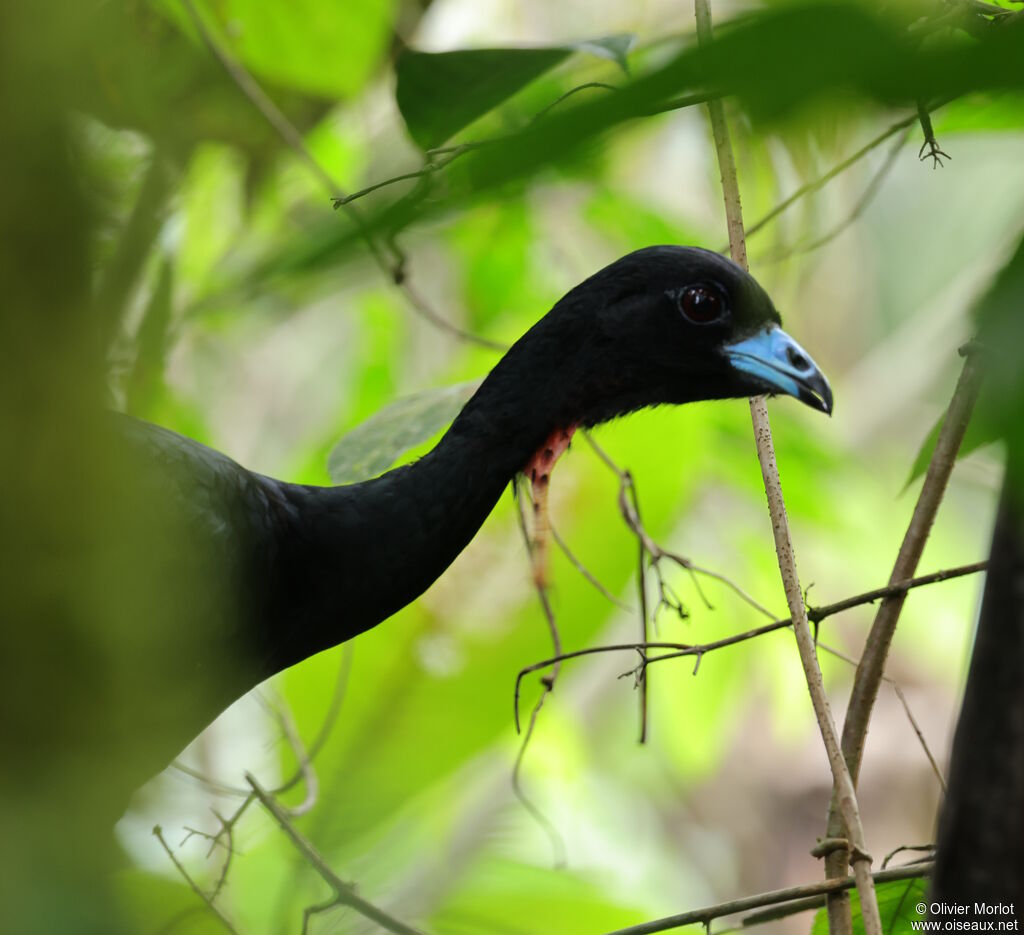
[625,472,651,741]
[258,691,319,816]
[815,642,947,793]
[892,684,948,794]
[178,0,504,352]
[294,643,354,772]
[512,561,987,731]
[694,1,881,931]
[758,126,913,265]
[334,83,620,209]
[172,641,352,798]
[601,861,933,935]
[511,683,568,868]
[301,897,344,935]
[170,761,250,797]
[805,560,988,623]
[530,81,619,122]
[511,478,568,867]
[824,347,985,911]
[334,88,711,210]
[246,774,426,935]
[153,825,242,935]
[550,523,631,610]
[734,860,930,930]
[589,429,768,740]
[739,103,956,249]
[883,844,936,870]
[331,167,437,206]
[583,432,777,620]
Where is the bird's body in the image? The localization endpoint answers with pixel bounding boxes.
[116,246,832,776]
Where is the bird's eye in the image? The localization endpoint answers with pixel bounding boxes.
[678,284,726,324]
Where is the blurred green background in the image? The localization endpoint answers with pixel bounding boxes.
[3,0,1023,933]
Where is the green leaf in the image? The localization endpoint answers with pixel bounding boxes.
[571,34,635,74]
[936,93,1024,135]
[811,877,927,935]
[183,0,395,98]
[904,397,998,489]
[395,35,634,150]
[327,380,481,483]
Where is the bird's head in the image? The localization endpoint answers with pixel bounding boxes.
[541,245,833,426]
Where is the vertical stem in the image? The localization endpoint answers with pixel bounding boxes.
[692,3,881,933]
[823,350,983,926]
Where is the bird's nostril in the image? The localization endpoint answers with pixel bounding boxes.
[787,347,811,371]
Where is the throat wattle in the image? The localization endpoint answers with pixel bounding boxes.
[523,425,577,589]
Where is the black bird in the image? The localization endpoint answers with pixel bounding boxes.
[117,245,833,776]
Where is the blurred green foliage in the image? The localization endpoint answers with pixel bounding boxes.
[3,0,1024,933]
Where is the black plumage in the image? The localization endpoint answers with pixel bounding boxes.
[932,462,1024,908]
[117,245,832,774]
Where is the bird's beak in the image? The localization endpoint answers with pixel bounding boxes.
[724,325,833,415]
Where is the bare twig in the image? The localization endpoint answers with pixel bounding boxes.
[301,897,344,935]
[170,761,250,797]
[583,432,777,620]
[694,1,881,931]
[624,471,651,741]
[246,774,426,935]
[758,126,913,264]
[178,0,504,352]
[334,88,711,210]
[806,560,987,623]
[174,645,353,899]
[823,347,984,924]
[816,642,947,793]
[530,81,619,122]
[739,103,957,250]
[511,478,568,867]
[512,561,987,731]
[153,825,242,935]
[893,684,948,794]
[736,861,930,929]
[883,844,936,870]
[586,429,770,741]
[601,861,933,935]
[258,691,319,816]
[292,643,354,775]
[550,523,631,610]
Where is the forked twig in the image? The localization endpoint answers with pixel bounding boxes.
[153,825,242,935]
[246,774,426,935]
[512,561,986,730]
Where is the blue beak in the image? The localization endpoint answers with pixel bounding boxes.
[724,325,833,415]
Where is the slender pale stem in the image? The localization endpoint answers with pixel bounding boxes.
[693,3,882,933]
[823,349,984,926]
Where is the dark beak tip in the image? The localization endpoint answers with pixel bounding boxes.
[797,378,833,416]
[819,381,835,417]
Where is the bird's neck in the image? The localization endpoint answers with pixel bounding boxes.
[269,335,577,675]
